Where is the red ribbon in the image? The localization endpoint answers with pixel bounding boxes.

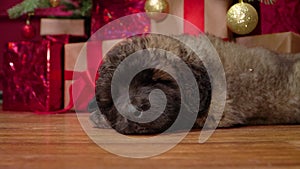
[36,70,96,114]
[184,0,205,34]
[36,41,103,114]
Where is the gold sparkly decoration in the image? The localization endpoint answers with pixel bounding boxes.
[49,0,60,7]
[226,1,258,35]
[145,0,169,22]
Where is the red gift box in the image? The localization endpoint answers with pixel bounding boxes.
[2,40,63,111]
[260,0,300,35]
[91,0,150,40]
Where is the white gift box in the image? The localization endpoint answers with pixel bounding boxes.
[40,18,85,36]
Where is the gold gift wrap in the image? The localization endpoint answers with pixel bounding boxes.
[235,32,300,54]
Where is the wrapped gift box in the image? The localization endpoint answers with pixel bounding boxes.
[64,42,86,111]
[204,0,230,38]
[64,39,121,111]
[40,18,86,36]
[3,40,63,111]
[91,0,230,40]
[260,0,300,35]
[91,0,150,40]
[235,32,300,53]
[149,0,230,38]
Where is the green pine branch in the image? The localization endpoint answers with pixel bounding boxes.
[7,0,92,19]
[7,0,50,19]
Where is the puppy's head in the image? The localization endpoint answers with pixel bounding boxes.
[109,68,181,134]
[95,34,211,134]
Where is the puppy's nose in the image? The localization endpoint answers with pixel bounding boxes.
[133,110,142,118]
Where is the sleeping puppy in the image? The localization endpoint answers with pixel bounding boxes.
[91,33,300,134]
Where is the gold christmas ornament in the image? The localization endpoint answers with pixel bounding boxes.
[49,0,60,7]
[145,0,169,21]
[226,0,258,35]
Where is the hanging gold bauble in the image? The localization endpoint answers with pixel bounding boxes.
[145,0,169,22]
[49,0,60,7]
[226,1,258,35]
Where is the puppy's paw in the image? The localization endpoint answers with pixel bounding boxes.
[217,120,237,128]
[217,114,245,128]
[89,110,111,129]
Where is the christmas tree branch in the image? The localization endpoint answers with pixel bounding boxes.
[7,0,50,19]
[7,0,92,19]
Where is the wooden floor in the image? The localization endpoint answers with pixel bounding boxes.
[0,110,300,169]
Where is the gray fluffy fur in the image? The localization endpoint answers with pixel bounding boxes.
[92,34,300,134]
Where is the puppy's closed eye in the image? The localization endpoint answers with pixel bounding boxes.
[152,69,176,82]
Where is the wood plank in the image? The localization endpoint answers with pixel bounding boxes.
[0,111,299,169]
